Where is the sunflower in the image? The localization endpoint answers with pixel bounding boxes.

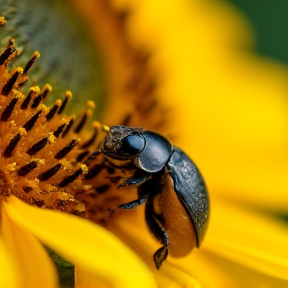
[0,0,288,288]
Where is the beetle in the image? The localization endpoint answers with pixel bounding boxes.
[99,125,209,269]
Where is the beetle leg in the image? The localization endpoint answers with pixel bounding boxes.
[112,179,153,214]
[119,174,150,188]
[145,197,169,269]
[115,197,147,210]
[154,246,168,269]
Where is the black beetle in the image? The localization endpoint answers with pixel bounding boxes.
[99,126,209,269]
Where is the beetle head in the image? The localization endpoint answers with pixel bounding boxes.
[99,126,145,160]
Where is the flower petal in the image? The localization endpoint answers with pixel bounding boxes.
[75,266,111,288]
[157,263,201,288]
[3,195,157,288]
[201,250,288,288]
[174,249,288,288]
[1,202,59,288]
[204,199,288,279]
[0,238,18,288]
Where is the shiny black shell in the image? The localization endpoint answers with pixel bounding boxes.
[167,147,209,245]
[134,131,173,173]
[100,125,209,247]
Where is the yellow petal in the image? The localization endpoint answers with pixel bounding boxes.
[198,250,288,288]
[169,251,241,288]
[1,202,59,288]
[0,238,18,288]
[4,195,157,288]
[157,263,201,288]
[204,199,288,279]
[75,266,111,288]
[164,240,288,288]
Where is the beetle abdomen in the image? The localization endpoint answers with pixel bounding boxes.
[152,170,198,257]
[99,125,209,267]
[167,147,209,246]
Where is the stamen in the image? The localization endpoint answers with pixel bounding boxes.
[18,161,38,176]
[62,117,75,137]
[84,151,101,165]
[74,101,95,134]
[59,168,84,187]
[85,164,104,179]
[0,39,14,65]
[0,47,13,66]
[41,84,52,100]
[74,111,88,133]
[0,30,105,216]
[31,95,42,108]
[0,16,7,27]
[58,91,72,114]
[2,67,23,96]
[23,110,42,131]
[38,163,62,181]
[3,133,21,158]
[53,123,67,138]
[1,98,18,121]
[23,51,40,74]
[81,122,99,148]
[80,130,97,148]
[31,84,51,108]
[21,90,33,110]
[46,100,62,121]
[54,139,79,159]
[76,151,90,162]
[26,137,48,156]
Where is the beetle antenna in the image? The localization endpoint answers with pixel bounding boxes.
[102,125,110,133]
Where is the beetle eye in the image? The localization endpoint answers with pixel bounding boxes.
[121,134,145,156]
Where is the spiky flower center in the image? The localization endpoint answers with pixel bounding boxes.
[0,37,131,225]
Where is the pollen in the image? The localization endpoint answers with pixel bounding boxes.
[87,100,96,109]
[81,164,89,174]
[19,127,27,136]
[0,16,7,27]
[0,22,136,226]
[47,133,56,144]
[0,37,115,217]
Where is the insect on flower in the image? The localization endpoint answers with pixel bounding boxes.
[99,125,210,268]
[0,24,209,271]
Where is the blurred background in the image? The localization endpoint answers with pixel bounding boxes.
[228,0,288,65]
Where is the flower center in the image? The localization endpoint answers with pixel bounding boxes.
[0,37,138,226]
